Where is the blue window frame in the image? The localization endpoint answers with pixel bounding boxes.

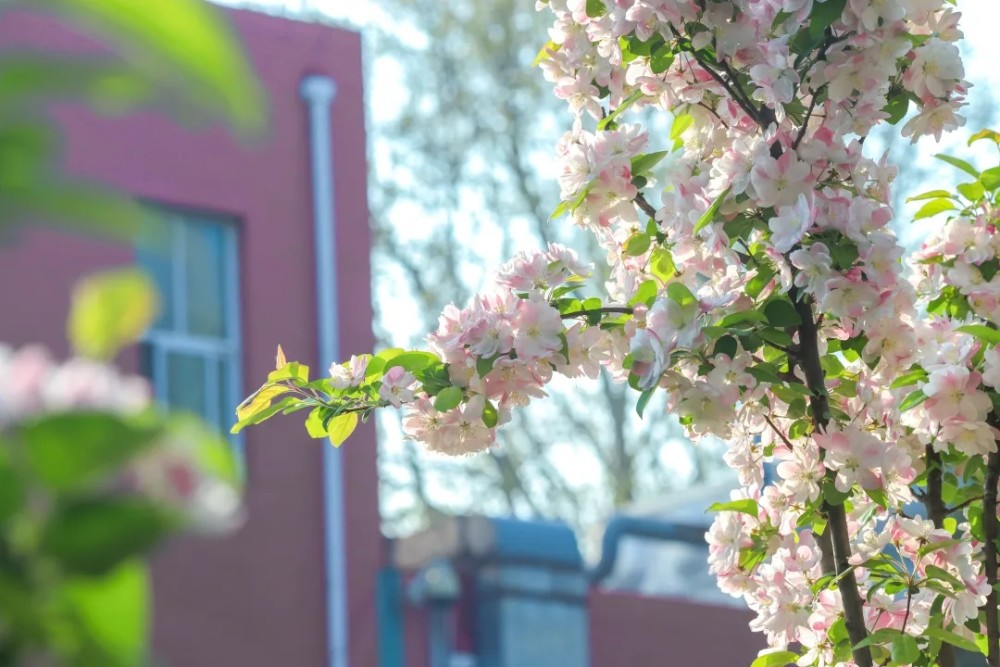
[136,206,244,465]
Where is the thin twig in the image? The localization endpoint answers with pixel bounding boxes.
[763,413,794,450]
[635,192,658,219]
[792,91,820,150]
[948,494,986,513]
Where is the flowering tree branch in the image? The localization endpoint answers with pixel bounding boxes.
[236,2,992,665]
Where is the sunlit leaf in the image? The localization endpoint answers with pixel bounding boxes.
[708,498,758,516]
[67,268,158,360]
[62,560,149,664]
[327,412,358,447]
[750,650,798,667]
[934,153,979,178]
[693,187,730,233]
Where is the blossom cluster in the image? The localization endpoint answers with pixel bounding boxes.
[323,243,615,456]
[240,0,1000,664]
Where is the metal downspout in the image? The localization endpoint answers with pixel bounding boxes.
[300,74,349,667]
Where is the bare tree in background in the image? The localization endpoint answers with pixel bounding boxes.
[366,0,721,539]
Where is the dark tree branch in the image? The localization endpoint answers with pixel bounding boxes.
[635,192,658,219]
[923,445,957,667]
[788,285,872,667]
[985,448,1000,667]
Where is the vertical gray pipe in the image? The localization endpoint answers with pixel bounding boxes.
[300,74,348,667]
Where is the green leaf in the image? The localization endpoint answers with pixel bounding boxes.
[636,387,656,418]
[853,627,901,649]
[305,408,330,439]
[913,198,956,220]
[630,279,658,307]
[763,299,802,327]
[62,560,149,665]
[476,355,500,378]
[923,564,964,591]
[0,459,23,524]
[666,281,697,308]
[67,268,158,360]
[326,412,359,448]
[829,239,859,270]
[598,89,646,130]
[22,411,160,492]
[750,650,798,667]
[820,353,845,377]
[235,383,291,427]
[585,0,606,18]
[41,498,178,576]
[717,310,767,328]
[924,625,982,654]
[693,186,730,233]
[969,129,1000,146]
[268,361,310,384]
[899,389,927,412]
[624,233,651,256]
[809,0,846,39]
[531,39,560,67]
[957,181,985,201]
[433,386,464,412]
[958,324,1000,345]
[823,480,851,506]
[883,93,909,125]
[934,153,980,178]
[788,419,811,439]
[891,634,920,664]
[906,189,955,202]
[707,498,758,516]
[649,43,675,74]
[670,113,694,141]
[759,328,793,348]
[482,400,499,428]
[37,0,265,132]
[415,363,451,396]
[980,166,1000,191]
[713,335,738,359]
[890,366,928,389]
[386,351,442,373]
[649,248,676,282]
[630,150,669,177]
[746,264,776,300]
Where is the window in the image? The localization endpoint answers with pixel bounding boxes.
[136,206,243,460]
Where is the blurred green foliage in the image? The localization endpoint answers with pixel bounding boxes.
[0,0,264,239]
[0,0,262,665]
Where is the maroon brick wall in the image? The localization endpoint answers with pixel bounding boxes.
[0,7,379,666]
